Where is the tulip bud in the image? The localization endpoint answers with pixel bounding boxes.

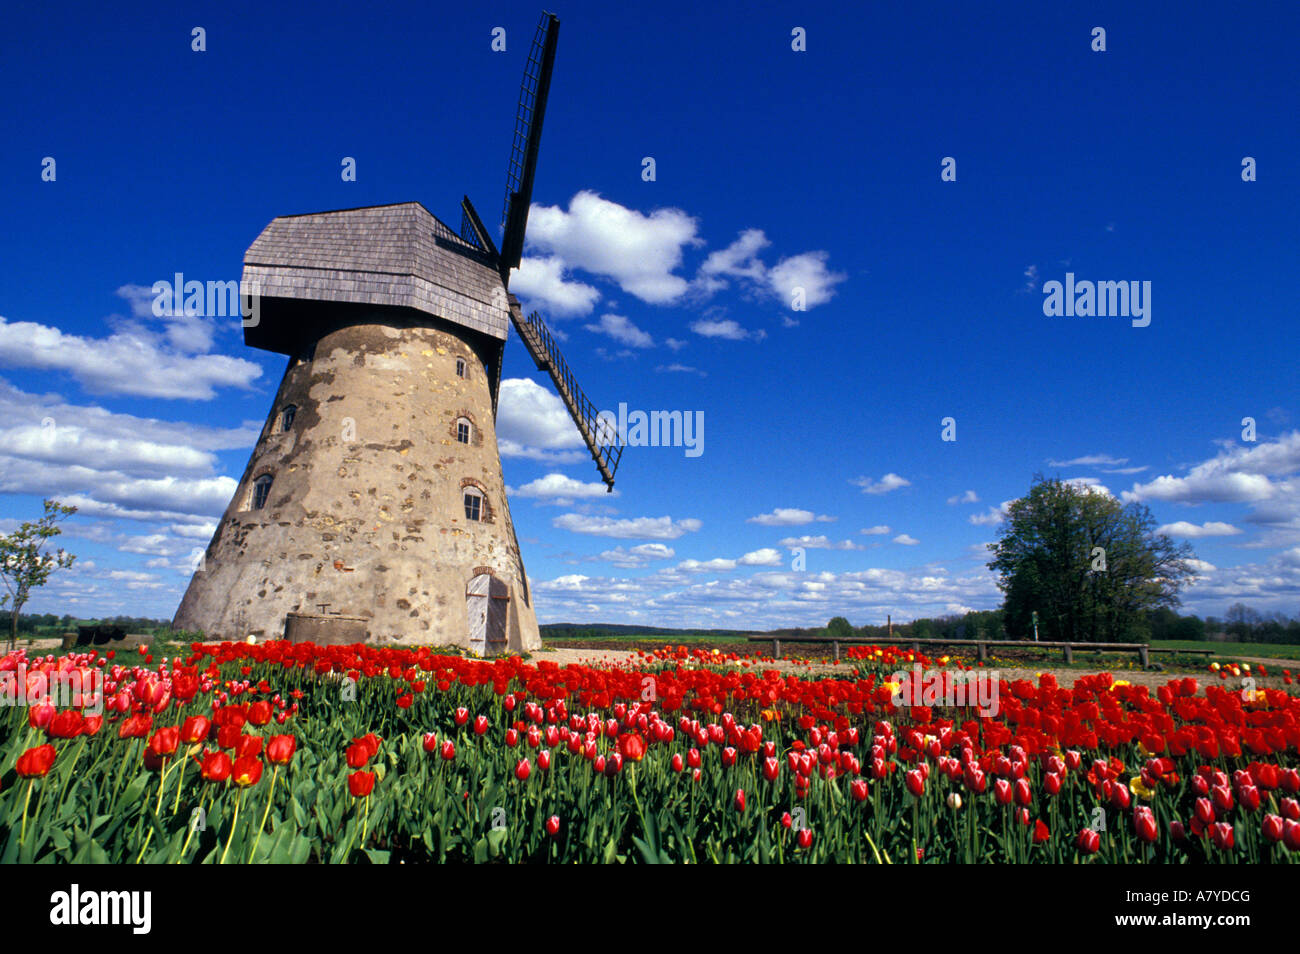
[946,792,962,810]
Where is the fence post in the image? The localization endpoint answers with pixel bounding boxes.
[833,640,840,662]
[977,642,988,664]
[1063,644,1073,665]
[1139,645,1150,669]
[772,639,780,658]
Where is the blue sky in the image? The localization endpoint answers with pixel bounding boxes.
[2,0,1297,629]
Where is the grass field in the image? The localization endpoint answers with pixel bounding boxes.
[1151,639,1300,661]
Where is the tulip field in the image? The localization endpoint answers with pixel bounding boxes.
[2,640,1299,864]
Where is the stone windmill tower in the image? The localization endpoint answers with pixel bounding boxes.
[172,12,621,653]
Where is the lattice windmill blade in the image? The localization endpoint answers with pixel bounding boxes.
[507,298,622,491]
[499,11,560,282]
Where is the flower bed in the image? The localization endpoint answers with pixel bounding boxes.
[1,641,1297,863]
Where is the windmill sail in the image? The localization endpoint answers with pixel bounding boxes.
[509,299,621,490]
[500,12,560,280]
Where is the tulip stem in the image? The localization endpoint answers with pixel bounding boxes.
[249,767,278,862]
[219,789,243,865]
[19,779,34,847]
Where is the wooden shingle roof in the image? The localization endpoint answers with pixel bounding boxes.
[241,202,508,341]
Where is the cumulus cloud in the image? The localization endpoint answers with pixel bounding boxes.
[1123,431,1300,506]
[496,378,587,463]
[946,490,979,505]
[861,525,892,535]
[698,229,845,309]
[747,508,835,526]
[777,535,863,550]
[510,257,601,316]
[893,534,920,546]
[0,314,262,401]
[1157,521,1244,538]
[690,318,765,342]
[850,473,910,495]
[525,191,701,304]
[510,473,615,502]
[594,543,675,568]
[553,513,702,540]
[738,547,783,567]
[584,313,653,348]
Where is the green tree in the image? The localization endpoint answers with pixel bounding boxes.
[988,475,1194,643]
[0,499,78,650]
[825,616,853,641]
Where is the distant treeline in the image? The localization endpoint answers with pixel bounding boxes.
[11,614,171,636]
[540,623,750,641]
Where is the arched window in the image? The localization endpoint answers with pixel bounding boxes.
[463,487,483,522]
[456,417,472,444]
[456,357,466,378]
[279,405,296,431]
[252,474,273,510]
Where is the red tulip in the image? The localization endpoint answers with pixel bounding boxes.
[670,753,684,772]
[1212,785,1234,813]
[232,755,263,788]
[118,713,152,739]
[905,769,926,798]
[1238,785,1260,813]
[1195,797,1216,826]
[618,733,646,762]
[1210,822,1235,851]
[851,779,869,802]
[537,750,551,771]
[348,770,375,798]
[148,727,180,758]
[423,732,438,752]
[1263,814,1284,843]
[1014,778,1032,807]
[235,735,263,759]
[1076,828,1101,854]
[266,734,296,765]
[545,815,561,837]
[15,744,56,778]
[454,707,469,726]
[515,758,531,781]
[474,715,489,736]
[346,741,369,768]
[505,729,519,747]
[1133,807,1158,843]
[441,740,456,761]
[201,751,233,783]
[734,788,746,812]
[1284,819,1300,851]
[47,710,85,739]
[1044,772,1062,796]
[796,828,813,849]
[722,746,737,767]
[687,748,701,769]
[994,778,1013,805]
[248,700,272,726]
[1033,819,1050,843]
[762,757,780,782]
[180,716,210,744]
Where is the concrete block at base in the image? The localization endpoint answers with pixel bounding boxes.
[284,612,371,646]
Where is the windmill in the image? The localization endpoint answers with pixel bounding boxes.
[172,11,621,654]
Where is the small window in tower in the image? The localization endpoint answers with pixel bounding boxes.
[280,405,296,431]
[252,474,273,510]
[463,488,483,522]
[456,419,472,444]
[456,358,466,378]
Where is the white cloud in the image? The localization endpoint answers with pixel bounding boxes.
[738,547,783,566]
[496,378,587,463]
[893,534,920,546]
[777,535,863,551]
[1124,432,1300,506]
[584,313,653,348]
[510,257,601,316]
[969,502,1013,527]
[654,363,706,377]
[526,191,700,304]
[678,557,737,573]
[1157,521,1244,538]
[698,229,845,309]
[0,315,262,400]
[850,473,910,495]
[595,543,675,567]
[747,508,835,526]
[553,513,702,540]
[690,318,765,342]
[946,490,979,505]
[511,473,615,501]
[861,525,892,535]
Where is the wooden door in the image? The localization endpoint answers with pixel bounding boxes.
[466,574,489,654]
